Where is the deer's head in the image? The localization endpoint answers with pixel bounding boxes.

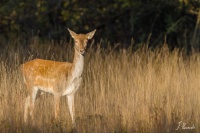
[68,29,96,55]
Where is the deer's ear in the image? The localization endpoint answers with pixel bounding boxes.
[86,29,96,40]
[68,28,77,39]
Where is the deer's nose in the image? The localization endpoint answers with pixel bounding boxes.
[79,49,85,55]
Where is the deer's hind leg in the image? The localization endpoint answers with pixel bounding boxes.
[24,83,38,122]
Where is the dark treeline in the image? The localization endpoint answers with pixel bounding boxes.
[0,0,199,50]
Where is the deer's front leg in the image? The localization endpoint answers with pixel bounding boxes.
[54,94,60,119]
[68,94,75,127]
[67,77,82,127]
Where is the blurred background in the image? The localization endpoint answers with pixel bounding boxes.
[0,0,199,51]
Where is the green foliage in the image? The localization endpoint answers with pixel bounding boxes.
[0,0,199,49]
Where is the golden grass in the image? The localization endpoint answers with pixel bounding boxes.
[0,38,200,132]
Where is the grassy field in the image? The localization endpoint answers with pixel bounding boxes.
[0,37,200,133]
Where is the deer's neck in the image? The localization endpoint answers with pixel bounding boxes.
[71,49,84,79]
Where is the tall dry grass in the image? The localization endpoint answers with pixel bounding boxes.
[0,37,200,133]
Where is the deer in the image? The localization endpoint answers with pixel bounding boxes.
[21,28,96,127]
